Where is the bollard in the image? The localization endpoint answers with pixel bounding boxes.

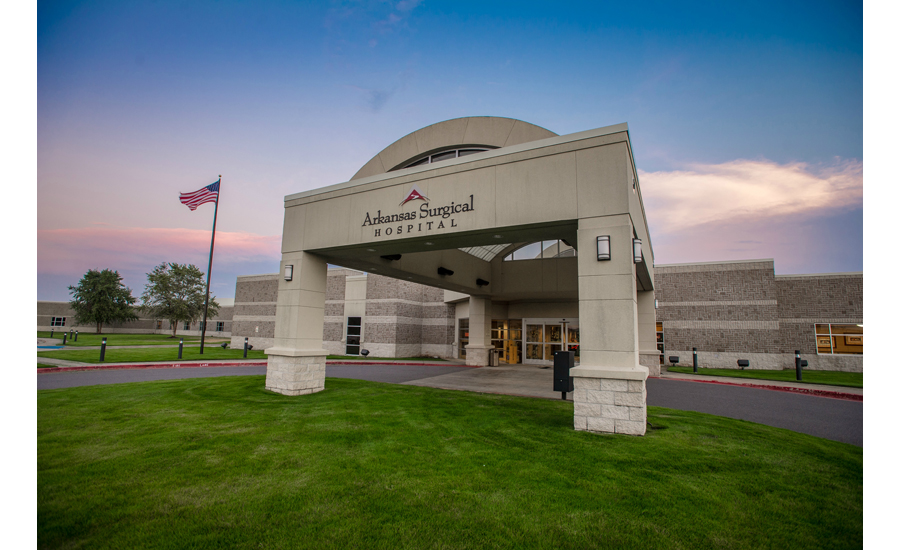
[100,337,107,362]
[795,350,802,381]
[692,347,698,374]
[74,330,78,342]
[243,337,249,358]
[69,329,74,341]
[178,338,184,360]
[62,333,67,345]
[50,329,54,338]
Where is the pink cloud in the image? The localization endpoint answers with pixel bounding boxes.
[38,226,281,276]
[639,157,863,234]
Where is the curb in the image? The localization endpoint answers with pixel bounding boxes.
[38,360,471,374]
[651,376,862,402]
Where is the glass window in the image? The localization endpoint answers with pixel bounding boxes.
[505,241,577,261]
[346,317,363,355]
[184,321,191,330]
[50,317,66,327]
[430,150,457,163]
[526,324,543,343]
[815,324,862,355]
[458,318,469,359]
[458,149,485,157]
[216,321,224,332]
[546,325,562,343]
[407,157,429,167]
[514,242,542,260]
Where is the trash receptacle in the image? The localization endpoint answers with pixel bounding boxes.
[489,348,501,366]
[553,350,575,399]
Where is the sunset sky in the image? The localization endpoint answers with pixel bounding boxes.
[35,0,864,301]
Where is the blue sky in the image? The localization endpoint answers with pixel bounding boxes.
[35,0,864,300]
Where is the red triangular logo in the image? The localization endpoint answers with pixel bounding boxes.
[400,185,429,206]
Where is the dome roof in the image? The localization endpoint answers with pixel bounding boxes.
[351,116,557,180]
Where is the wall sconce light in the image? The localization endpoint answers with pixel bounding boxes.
[476,278,490,287]
[633,238,643,263]
[596,236,610,261]
[381,254,402,261]
[437,267,454,276]
[284,264,293,281]
[655,299,659,309]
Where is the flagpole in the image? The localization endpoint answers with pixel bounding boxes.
[200,175,221,354]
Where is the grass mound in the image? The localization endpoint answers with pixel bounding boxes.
[38,376,861,549]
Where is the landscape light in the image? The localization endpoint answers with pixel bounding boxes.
[633,239,643,263]
[284,264,293,281]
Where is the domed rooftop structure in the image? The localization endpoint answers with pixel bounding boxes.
[351,116,557,180]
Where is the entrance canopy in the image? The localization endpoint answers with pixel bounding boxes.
[281,117,654,298]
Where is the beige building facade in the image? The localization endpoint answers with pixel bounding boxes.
[266,116,656,435]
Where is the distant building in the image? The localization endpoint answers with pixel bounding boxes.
[37,300,234,338]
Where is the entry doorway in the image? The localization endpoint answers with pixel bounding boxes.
[523,318,579,366]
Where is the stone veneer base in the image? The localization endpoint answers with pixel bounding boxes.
[265,353,327,396]
[571,366,649,436]
[465,346,492,367]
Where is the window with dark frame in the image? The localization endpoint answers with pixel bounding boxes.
[50,317,66,327]
[216,321,224,332]
[345,317,362,355]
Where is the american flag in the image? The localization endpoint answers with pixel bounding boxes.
[179,179,220,211]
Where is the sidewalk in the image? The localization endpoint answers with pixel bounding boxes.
[657,370,862,400]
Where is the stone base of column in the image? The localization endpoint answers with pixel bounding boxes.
[264,349,327,396]
[639,353,661,377]
[570,365,649,436]
[465,345,492,367]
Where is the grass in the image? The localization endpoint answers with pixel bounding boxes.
[37,364,58,369]
[37,331,227,347]
[37,346,267,363]
[38,376,862,549]
[667,366,863,388]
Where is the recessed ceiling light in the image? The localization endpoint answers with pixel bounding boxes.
[425,242,433,245]
[366,248,376,252]
[493,235,502,239]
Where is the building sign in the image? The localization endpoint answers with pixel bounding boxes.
[362,186,475,238]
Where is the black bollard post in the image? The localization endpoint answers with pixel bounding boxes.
[74,330,78,342]
[178,338,184,360]
[62,333,67,345]
[693,347,698,373]
[99,337,107,362]
[69,330,74,341]
[795,350,802,381]
[50,329,54,338]
[243,337,249,358]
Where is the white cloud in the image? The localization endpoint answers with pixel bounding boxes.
[639,158,863,234]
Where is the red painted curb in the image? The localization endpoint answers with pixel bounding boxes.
[651,376,862,402]
[38,360,472,374]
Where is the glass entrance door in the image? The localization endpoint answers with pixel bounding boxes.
[523,319,579,365]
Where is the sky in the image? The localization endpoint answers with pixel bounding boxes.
[35,0,864,301]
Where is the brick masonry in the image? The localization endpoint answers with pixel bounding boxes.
[219,260,862,370]
[573,378,647,436]
[656,261,862,371]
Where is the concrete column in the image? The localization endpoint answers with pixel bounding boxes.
[465,295,493,366]
[264,251,329,396]
[570,215,649,435]
[637,290,660,376]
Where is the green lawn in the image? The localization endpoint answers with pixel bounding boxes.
[37,331,227,347]
[667,366,863,388]
[37,346,267,363]
[38,376,862,549]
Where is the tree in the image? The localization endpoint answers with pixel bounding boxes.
[68,269,139,334]
[141,263,219,337]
